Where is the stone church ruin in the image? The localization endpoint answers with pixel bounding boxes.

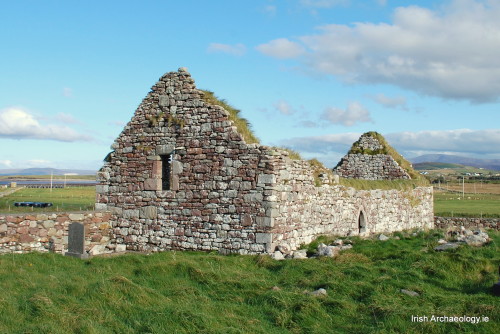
[96,68,434,254]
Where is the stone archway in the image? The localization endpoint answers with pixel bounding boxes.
[358,210,366,234]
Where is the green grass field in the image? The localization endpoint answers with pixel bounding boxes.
[2,185,500,217]
[434,192,500,218]
[0,187,95,213]
[0,230,498,333]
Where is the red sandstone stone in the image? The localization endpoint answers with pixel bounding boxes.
[19,234,34,243]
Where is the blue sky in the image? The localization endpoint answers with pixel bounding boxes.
[1,0,499,170]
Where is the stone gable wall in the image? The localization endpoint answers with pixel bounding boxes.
[96,68,279,254]
[334,133,411,180]
[335,154,411,180]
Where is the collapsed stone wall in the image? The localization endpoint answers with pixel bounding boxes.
[0,212,113,255]
[334,133,411,180]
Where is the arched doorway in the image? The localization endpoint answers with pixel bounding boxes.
[358,211,366,234]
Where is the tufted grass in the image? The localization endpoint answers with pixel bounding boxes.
[201,90,260,145]
[339,178,430,191]
[1,230,498,333]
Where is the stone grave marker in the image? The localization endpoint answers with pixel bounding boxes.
[65,222,89,259]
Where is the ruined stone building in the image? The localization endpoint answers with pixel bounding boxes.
[96,68,434,254]
[334,132,412,180]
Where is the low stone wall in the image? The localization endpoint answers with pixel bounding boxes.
[0,212,114,255]
[434,216,499,230]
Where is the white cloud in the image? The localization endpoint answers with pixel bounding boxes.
[273,100,298,115]
[26,159,53,168]
[262,5,277,15]
[55,112,82,125]
[386,129,500,155]
[372,93,408,110]
[0,107,92,142]
[320,102,373,126]
[207,43,246,56]
[0,160,13,168]
[279,129,500,165]
[62,87,73,98]
[256,38,305,59]
[260,0,500,102]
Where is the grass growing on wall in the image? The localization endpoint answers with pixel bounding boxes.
[339,178,430,191]
[201,90,260,145]
[1,230,498,333]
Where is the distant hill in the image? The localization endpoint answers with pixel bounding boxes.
[413,162,466,170]
[0,168,96,176]
[410,154,500,171]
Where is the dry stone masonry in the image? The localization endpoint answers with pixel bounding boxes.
[0,212,113,255]
[95,68,434,255]
[334,132,411,180]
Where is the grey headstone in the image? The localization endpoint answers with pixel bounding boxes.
[65,222,89,259]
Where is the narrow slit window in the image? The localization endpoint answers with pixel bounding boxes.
[161,154,173,190]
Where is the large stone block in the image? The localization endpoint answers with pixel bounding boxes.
[144,178,161,191]
[123,210,139,219]
[140,206,158,219]
[96,185,109,194]
[156,145,175,155]
[69,213,84,221]
[257,174,276,184]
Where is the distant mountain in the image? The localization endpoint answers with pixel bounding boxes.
[413,162,466,170]
[409,154,500,171]
[0,168,96,176]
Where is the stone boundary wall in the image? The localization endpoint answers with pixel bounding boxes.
[434,216,499,230]
[0,212,115,255]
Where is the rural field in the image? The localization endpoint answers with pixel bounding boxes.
[434,182,500,218]
[0,230,498,333]
[0,187,95,213]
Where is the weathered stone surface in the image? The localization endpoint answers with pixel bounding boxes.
[140,206,158,219]
[434,243,461,251]
[271,251,285,261]
[292,249,308,259]
[378,234,389,241]
[317,243,340,257]
[308,288,327,297]
[68,214,84,221]
[65,223,89,259]
[464,233,490,247]
[400,289,419,297]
